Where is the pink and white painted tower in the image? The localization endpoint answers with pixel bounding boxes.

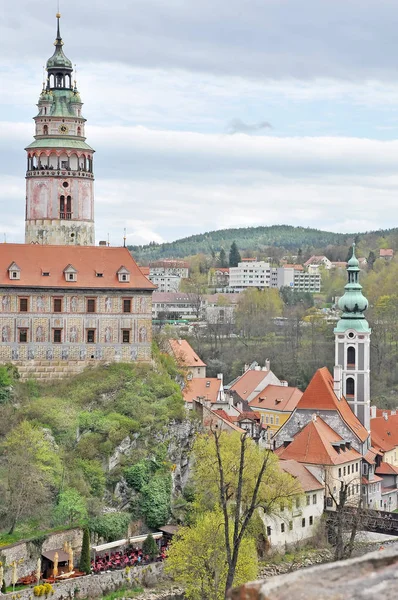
[25,13,95,245]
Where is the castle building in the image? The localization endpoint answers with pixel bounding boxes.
[25,14,95,246]
[0,14,155,379]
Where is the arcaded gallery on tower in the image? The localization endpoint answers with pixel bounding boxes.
[0,15,155,380]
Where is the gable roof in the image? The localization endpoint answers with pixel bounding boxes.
[375,462,398,476]
[295,367,368,442]
[249,385,302,412]
[228,369,270,401]
[371,414,398,453]
[279,459,324,492]
[183,378,221,404]
[0,244,155,290]
[380,249,393,257]
[275,416,362,466]
[168,339,206,368]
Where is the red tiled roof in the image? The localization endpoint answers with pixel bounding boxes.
[229,370,269,401]
[362,475,383,485]
[279,459,324,492]
[276,416,362,466]
[363,448,380,464]
[296,367,369,442]
[215,268,230,273]
[0,244,155,290]
[150,260,189,268]
[152,292,198,303]
[374,408,394,418]
[380,249,393,257]
[140,266,150,276]
[371,415,398,453]
[304,256,328,266]
[183,378,221,404]
[283,264,304,270]
[169,339,206,368]
[375,462,398,476]
[249,385,303,412]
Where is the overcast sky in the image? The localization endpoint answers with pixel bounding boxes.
[3,0,398,246]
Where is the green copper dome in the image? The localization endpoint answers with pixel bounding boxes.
[39,89,54,103]
[334,244,371,333]
[46,15,73,71]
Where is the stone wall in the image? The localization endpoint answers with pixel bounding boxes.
[228,544,398,599]
[0,529,83,586]
[2,562,165,600]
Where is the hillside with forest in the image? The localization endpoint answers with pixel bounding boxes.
[0,349,194,547]
[130,225,398,263]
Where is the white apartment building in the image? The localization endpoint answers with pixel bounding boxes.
[149,273,181,292]
[228,262,321,293]
[228,261,271,291]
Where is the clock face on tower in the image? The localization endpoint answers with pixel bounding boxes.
[59,124,69,134]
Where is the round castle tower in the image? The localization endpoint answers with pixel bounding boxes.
[334,245,371,431]
[25,14,95,246]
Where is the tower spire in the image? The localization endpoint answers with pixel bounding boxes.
[334,243,371,432]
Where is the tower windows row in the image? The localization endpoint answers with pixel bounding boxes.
[18,328,132,344]
[27,154,92,173]
[18,297,134,313]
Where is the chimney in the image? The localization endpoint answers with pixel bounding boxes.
[265,359,270,371]
[370,405,377,419]
[217,373,223,384]
[383,412,388,421]
[334,365,342,400]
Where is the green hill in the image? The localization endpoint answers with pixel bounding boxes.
[129,225,398,262]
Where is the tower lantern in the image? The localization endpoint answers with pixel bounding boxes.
[334,244,371,431]
[25,13,95,246]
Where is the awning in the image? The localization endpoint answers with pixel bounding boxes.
[42,549,69,563]
[91,532,163,553]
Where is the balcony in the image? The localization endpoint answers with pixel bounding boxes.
[26,167,94,179]
[60,212,72,220]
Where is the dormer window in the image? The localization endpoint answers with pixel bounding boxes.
[63,264,78,282]
[117,266,130,283]
[8,262,21,280]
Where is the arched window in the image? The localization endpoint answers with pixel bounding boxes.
[347,346,355,367]
[43,125,48,135]
[346,377,355,397]
[77,126,81,136]
[66,196,72,215]
[60,195,65,217]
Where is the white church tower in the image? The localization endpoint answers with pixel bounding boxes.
[334,245,371,431]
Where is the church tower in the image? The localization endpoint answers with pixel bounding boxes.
[334,245,371,431]
[25,13,95,246]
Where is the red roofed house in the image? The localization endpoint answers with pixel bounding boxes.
[371,412,398,510]
[182,376,225,407]
[249,384,303,440]
[227,361,283,403]
[261,459,325,549]
[0,17,155,380]
[380,249,394,260]
[276,414,362,510]
[168,338,207,378]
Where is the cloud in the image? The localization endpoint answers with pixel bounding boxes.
[226,119,272,135]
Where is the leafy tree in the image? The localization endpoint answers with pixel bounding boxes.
[279,286,314,309]
[193,431,301,594]
[89,512,131,542]
[79,528,91,574]
[235,288,283,338]
[53,488,88,527]
[142,534,159,560]
[0,365,14,404]
[2,421,61,534]
[367,250,376,270]
[141,474,172,528]
[124,462,150,492]
[229,242,241,267]
[217,248,228,268]
[165,510,257,600]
